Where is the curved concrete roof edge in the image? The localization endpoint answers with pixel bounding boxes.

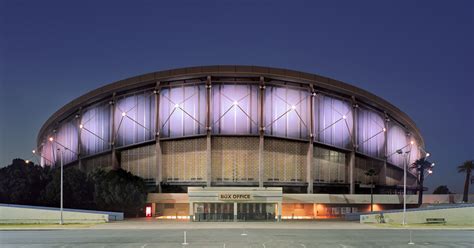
[37,65,424,147]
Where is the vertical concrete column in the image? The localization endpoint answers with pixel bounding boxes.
[110,93,119,170]
[77,108,83,171]
[307,90,315,193]
[189,202,194,221]
[206,76,212,187]
[233,202,238,222]
[154,83,162,192]
[349,97,358,194]
[151,202,156,217]
[381,113,389,187]
[258,77,265,188]
[277,202,282,222]
[312,203,317,219]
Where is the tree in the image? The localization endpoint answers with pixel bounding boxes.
[41,167,94,209]
[365,168,378,212]
[433,185,451,194]
[0,159,51,205]
[91,168,147,216]
[457,160,473,202]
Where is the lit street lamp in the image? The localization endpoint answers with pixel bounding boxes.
[396,148,410,226]
[47,137,78,225]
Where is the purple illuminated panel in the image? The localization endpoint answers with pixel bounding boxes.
[39,138,55,166]
[408,139,421,166]
[357,107,385,158]
[212,84,259,134]
[160,84,206,138]
[314,95,353,149]
[264,85,310,139]
[80,102,111,156]
[387,123,408,167]
[55,120,79,164]
[115,90,156,147]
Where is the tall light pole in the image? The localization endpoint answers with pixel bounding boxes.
[48,136,68,225]
[59,147,64,225]
[397,148,410,226]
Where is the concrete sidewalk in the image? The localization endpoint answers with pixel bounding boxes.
[2,219,473,230]
[91,219,376,230]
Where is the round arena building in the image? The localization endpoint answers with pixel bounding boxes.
[37,65,426,220]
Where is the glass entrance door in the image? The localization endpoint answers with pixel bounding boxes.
[194,203,233,222]
[237,203,276,221]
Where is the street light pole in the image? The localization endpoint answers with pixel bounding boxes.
[59,148,64,225]
[403,152,407,226]
[396,148,410,226]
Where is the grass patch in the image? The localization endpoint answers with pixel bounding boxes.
[371,222,474,228]
[0,223,102,229]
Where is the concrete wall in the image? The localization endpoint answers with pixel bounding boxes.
[360,205,474,225]
[0,204,123,224]
[148,193,474,205]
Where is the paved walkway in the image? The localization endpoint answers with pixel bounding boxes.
[91,219,376,230]
[2,219,473,230]
[89,219,474,230]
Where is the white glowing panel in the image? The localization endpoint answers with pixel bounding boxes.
[408,139,421,166]
[357,107,385,158]
[40,138,55,166]
[55,120,79,164]
[387,123,408,167]
[314,95,353,149]
[264,85,310,139]
[160,84,206,138]
[80,102,111,156]
[212,84,259,134]
[115,90,156,147]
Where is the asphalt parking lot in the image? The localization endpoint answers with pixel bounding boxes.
[1,229,473,248]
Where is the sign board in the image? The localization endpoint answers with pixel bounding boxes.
[218,193,253,201]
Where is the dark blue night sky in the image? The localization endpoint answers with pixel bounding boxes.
[1,0,472,193]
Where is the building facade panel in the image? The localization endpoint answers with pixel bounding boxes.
[313,146,347,184]
[80,101,111,156]
[161,137,207,182]
[264,138,307,182]
[120,144,157,180]
[212,84,259,135]
[211,137,259,182]
[114,89,156,147]
[314,94,353,149]
[55,119,79,164]
[387,123,408,167]
[160,84,206,138]
[264,85,311,140]
[356,107,385,158]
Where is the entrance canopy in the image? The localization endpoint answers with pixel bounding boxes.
[188,187,283,221]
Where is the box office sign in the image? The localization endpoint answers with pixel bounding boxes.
[218,193,253,201]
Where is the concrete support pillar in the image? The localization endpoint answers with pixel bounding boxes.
[206,76,212,187]
[349,97,358,194]
[151,202,156,217]
[154,84,162,192]
[233,202,238,222]
[110,93,119,170]
[277,202,282,222]
[189,202,194,221]
[307,143,313,193]
[258,78,265,188]
[258,136,264,187]
[77,108,83,171]
[381,113,389,188]
[307,90,315,194]
[349,152,355,194]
